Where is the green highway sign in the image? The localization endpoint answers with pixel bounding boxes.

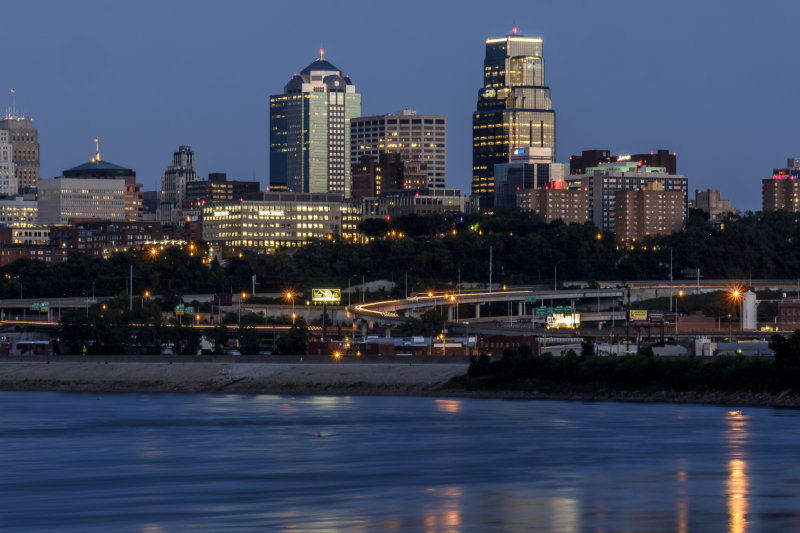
[174,304,185,314]
[525,296,537,303]
[41,302,49,312]
[185,306,195,314]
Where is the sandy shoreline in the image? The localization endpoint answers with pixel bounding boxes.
[0,360,469,395]
[0,360,798,408]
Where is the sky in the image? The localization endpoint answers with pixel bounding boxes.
[4,0,800,212]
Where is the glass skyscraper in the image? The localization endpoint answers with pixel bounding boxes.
[472,32,556,207]
[269,53,361,196]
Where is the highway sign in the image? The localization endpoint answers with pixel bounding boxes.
[525,296,537,303]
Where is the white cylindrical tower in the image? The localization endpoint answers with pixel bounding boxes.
[742,290,757,330]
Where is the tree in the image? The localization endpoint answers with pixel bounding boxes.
[275,323,310,355]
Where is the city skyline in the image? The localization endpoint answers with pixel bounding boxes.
[3,0,800,212]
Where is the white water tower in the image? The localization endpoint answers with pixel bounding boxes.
[742,290,757,330]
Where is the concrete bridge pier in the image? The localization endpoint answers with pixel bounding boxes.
[518,301,523,317]
[475,304,481,319]
[361,321,368,340]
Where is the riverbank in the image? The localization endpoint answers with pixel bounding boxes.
[0,360,799,408]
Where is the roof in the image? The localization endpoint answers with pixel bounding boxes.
[64,159,132,173]
[300,58,340,75]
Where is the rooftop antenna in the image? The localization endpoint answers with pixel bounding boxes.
[92,137,101,163]
[319,47,325,60]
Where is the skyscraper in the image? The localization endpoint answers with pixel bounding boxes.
[270,51,361,196]
[351,110,446,189]
[472,30,556,207]
[159,145,198,224]
[0,92,40,193]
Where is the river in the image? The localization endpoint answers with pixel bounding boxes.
[0,392,797,531]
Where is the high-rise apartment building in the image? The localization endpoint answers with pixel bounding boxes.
[614,183,685,242]
[0,99,39,192]
[763,158,800,212]
[517,181,587,224]
[159,145,198,224]
[472,31,556,207]
[351,110,446,189]
[270,52,361,196]
[566,162,688,233]
[695,189,735,219]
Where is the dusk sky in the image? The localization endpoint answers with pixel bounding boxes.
[4,0,799,212]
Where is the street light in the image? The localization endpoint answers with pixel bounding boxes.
[286,291,295,324]
[238,292,247,323]
[142,290,150,308]
[675,290,684,335]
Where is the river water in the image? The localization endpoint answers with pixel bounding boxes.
[0,392,798,532]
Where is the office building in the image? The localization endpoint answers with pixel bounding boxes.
[566,162,688,233]
[361,188,467,219]
[493,147,564,207]
[50,220,163,258]
[695,189,735,219]
[351,110,446,189]
[0,196,37,227]
[614,182,685,242]
[763,159,800,212]
[570,149,676,175]
[0,97,40,192]
[159,145,198,224]
[38,177,127,225]
[202,191,361,255]
[185,172,261,204]
[60,146,143,221]
[472,30,556,206]
[0,130,16,196]
[270,51,361,196]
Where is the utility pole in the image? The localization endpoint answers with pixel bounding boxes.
[489,246,493,292]
[129,265,133,311]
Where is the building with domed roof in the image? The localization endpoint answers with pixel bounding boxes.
[269,51,361,196]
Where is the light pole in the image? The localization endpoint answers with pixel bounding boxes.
[142,290,150,308]
[675,290,683,335]
[238,292,246,323]
[286,291,295,324]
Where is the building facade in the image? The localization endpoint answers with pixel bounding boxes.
[566,163,688,233]
[185,172,261,205]
[695,189,735,219]
[569,149,676,175]
[61,153,142,221]
[0,105,39,192]
[270,52,361,196]
[351,110,446,189]
[472,31,556,206]
[614,183,685,242]
[202,192,361,254]
[763,159,800,212]
[0,196,37,227]
[361,188,467,219]
[517,182,587,224]
[493,147,563,207]
[49,221,164,258]
[159,145,198,224]
[0,130,16,196]
[38,177,127,225]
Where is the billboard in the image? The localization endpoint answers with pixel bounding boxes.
[629,310,648,321]
[312,288,341,303]
[547,313,580,328]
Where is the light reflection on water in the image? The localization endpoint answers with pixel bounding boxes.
[0,393,798,532]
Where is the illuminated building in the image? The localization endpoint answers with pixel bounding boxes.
[185,173,260,205]
[569,149,676,175]
[517,181,587,224]
[202,192,361,254]
[0,96,40,192]
[49,220,163,258]
[361,188,467,218]
[159,145,198,224]
[762,159,800,212]
[351,110,446,189]
[59,144,143,221]
[38,177,127,225]
[614,182,685,241]
[566,162,688,232]
[269,51,361,196]
[493,147,563,207]
[0,195,37,227]
[472,30,556,207]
